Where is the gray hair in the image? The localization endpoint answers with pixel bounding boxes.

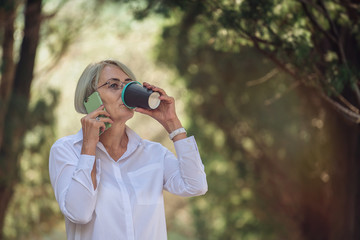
[74,59,137,114]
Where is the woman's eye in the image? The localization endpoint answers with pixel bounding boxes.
[109,83,119,89]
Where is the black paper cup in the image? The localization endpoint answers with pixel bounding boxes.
[121,81,161,109]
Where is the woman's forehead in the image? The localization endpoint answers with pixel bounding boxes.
[99,65,129,82]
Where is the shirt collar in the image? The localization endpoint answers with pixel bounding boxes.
[72,129,84,145]
[72,126,142,149]
[125,125,142,151]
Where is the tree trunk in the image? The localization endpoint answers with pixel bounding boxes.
[315,97,360,240]
[0,0,42,238]
[0,0,16,152]
[344,124,360,239]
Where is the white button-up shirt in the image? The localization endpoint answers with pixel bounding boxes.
[49,126,207,240]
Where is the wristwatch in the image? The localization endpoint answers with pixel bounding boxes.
[169,127,186,140]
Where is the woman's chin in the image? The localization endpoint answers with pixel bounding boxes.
[122,109,135,120]
[109,109,134,123]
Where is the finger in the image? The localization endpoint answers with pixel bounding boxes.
[97,110,112,118]
[146,85,167,96]
[143,82,151,88]
[88,104,107,115]
[143,82,155,91]
[97,104,105,110]
[94,120,107,131]
[152,86,167,96]
[82,119,103,134]
[89,109,111,119]
[98,122,106,134]
[95,117,114,124]
[143,82,166,94]
[87,104,105,114]
[159,95,174,103]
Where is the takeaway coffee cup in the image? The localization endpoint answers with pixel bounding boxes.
[121,81,161,109]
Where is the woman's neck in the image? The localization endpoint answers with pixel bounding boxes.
[99,121,128,152]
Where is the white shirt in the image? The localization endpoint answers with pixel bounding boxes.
[49,126,207,240]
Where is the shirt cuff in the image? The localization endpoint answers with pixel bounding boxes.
[174,136,199,154]
[77,154,96,170]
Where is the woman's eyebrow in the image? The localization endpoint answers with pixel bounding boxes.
[107,78,132,82]
[107,78,121,82]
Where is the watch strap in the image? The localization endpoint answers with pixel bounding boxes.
[169,127,186,140]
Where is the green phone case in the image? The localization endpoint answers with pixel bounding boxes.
[84,92,112,135]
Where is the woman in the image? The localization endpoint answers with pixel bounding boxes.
[49,60,207,240]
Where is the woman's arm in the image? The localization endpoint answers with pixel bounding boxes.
[49,105,112,224]
[135,83,207,196]
[135,82,187,141]
[163,137,208,196]
[49,141,100,224]
[80,104,113,189]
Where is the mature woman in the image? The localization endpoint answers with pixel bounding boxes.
[49,60,207,240]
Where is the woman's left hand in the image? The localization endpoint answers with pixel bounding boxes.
[135,82,183,134]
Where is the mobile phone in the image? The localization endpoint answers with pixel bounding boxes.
[84,91,112,135]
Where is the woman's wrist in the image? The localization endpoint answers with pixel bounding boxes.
[165,117,187,141]
[169,127,187,141]
[164,118,183,134]
[81,139,97,156]
[171,132,187,142]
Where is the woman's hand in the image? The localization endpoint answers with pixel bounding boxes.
[135,83,184,135]
[80,105,113,155]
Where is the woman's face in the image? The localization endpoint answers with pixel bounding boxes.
[96,64,134,122]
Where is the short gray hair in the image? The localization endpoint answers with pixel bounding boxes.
[74,60,137,114]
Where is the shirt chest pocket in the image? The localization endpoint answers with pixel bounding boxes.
[128,163,163,205]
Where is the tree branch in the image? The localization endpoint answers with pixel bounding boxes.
[299,1,360,106]
[41,0,70,20]
[252,40,298,80]
[337,0,359,24]
[312,65,360,114]
[235,21,280,46]
[318,0,339,37]
[299,1,337,44]
[321,93,360,124]
[264,81,301,106]
[247,68,279,87]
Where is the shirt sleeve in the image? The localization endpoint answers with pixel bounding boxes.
[163,136,208,197]
[49,141,100,224]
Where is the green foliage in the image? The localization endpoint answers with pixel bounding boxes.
[134,0,360,239]
[2,0,358,239]
[39,0,103,70]
[181,48,304,240]
[3,89,61,240]
[1,0,118,237]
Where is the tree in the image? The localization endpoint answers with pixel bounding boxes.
[0,0,97,238]
[1,0,147,238]
[135,0,360,239]
[0,1,43,238]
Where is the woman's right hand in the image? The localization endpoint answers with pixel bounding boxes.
[80,105,113,156]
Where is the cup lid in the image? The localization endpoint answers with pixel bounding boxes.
[148,92,161,109]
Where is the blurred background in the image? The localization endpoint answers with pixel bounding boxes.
[1,0,360,239]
